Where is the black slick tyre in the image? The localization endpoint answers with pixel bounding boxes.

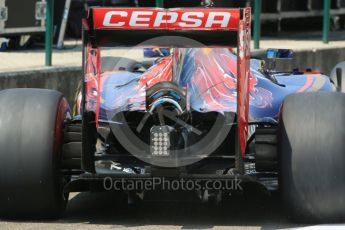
[0,89,71,219]
[278,92,345,222]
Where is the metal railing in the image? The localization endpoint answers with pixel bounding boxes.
[45,0,53,66]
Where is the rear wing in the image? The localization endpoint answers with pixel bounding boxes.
[84,7,247,47]
[82,7,251,159]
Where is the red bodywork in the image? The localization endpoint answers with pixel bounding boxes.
[93,8,240,30]
[237,8,251,155]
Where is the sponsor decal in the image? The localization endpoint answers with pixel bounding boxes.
[93,8,240,30]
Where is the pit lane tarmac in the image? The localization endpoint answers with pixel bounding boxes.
[1,190,344,230]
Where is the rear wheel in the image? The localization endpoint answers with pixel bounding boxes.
[0,89,71,219]
[278,92,345,222]
[330,62,345,93]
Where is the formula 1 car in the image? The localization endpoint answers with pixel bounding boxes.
[0,5,345,223]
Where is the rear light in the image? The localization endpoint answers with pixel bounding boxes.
[150,126,171,157]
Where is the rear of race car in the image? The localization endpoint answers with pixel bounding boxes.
[74,6,254,195]
[1,4,345,223]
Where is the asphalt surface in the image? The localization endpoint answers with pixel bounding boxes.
[1,190,344,230]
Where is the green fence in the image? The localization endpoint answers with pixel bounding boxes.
[45,0,54,66]
[44,0,334,66]
[252,0,333,49]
